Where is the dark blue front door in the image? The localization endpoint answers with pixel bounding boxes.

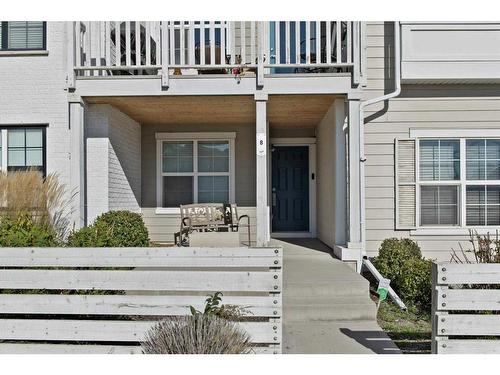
[272,146,309,232]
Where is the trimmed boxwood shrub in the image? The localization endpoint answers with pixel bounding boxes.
[374,238,432,310]
[67,210,149,247]
[0,214,59,247]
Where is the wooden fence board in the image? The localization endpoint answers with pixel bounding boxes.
[0,319,280,344]
[0,247,281,267]
[437,289,500,311]
[0,343,278,354]
[0,269,280,292]
[434,339,500,354]
[0,294,282,317]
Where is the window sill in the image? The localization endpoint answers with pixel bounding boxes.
[0,50,49,57]
[410,227,500,236]
[155,207,180,215]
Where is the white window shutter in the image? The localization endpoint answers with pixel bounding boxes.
[395,138,416,229]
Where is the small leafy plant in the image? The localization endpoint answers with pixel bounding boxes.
[190,292,250,321]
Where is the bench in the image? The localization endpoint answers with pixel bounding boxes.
[174,203,251,247]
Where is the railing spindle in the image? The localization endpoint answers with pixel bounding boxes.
[326,21,331,64]
[220,21,226,66]
[200,21,205,66]
[230,22,235,64]
[145,22,151,66]
[285,21,290,64]
[295,21,300,64]
[275,21,280,65]
[180,21,185,66]
[135,22,141,66]
[315,21,321,63]
[114,21,120,67]
[105,22,111,68]
[209,21,215,65]
[305,21,310,64]
[189,21,195,65]
[240,21,246,64]
[125,22,131,66]
[336,21,341,64]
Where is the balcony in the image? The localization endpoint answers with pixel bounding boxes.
[67,21,361,90]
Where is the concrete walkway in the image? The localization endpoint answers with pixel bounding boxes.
[271,238,400,354]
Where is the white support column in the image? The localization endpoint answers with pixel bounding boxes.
[347,98,362,249]
[255,93,269,247]
[69,97,86,229]
[334,98,347,246]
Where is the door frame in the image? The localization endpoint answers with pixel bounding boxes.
[269,137,317,238]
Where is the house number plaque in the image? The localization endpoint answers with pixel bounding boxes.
[256,133,267,156]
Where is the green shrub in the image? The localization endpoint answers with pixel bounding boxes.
[374,238,432,310]
[67,210,149,247]
[374,238,422,287]
[0,214,59,247]
[398,258,433,310]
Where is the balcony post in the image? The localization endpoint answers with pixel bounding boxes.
[255,92,269,247]
[257,22,265,87]
[161,21,169,88]
[66,22,76,90]
[69,96,86,229]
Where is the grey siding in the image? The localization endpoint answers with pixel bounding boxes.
[363,22,500,260]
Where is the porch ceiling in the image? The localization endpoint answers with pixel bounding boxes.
[85,94,338,128]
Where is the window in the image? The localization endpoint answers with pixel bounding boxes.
[156,133,235,209]
[417,137,500,227]
[0,22,46,51]
[0,127,46,174]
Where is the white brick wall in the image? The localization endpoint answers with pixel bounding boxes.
[85,104,141,223]
[107,106,141,213]
[85,107,109,223]
[0,22,70,196]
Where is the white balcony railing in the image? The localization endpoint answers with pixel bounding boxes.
[67,21,361,87]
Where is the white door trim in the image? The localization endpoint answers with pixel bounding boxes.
[269,138,317,238]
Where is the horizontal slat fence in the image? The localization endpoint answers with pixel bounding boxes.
[431,262,500,354]
[0,247,282,354]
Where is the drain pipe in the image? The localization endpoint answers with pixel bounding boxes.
[357,22,405,310]
[359,21,401,251]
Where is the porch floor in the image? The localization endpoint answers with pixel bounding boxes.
[270,238,400,354]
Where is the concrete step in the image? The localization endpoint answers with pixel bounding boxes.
[284,297,378,322]
[284,280,371,299]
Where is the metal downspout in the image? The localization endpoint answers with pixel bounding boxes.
[358,21,402,254]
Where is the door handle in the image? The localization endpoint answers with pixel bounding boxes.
[272,192,277,206]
